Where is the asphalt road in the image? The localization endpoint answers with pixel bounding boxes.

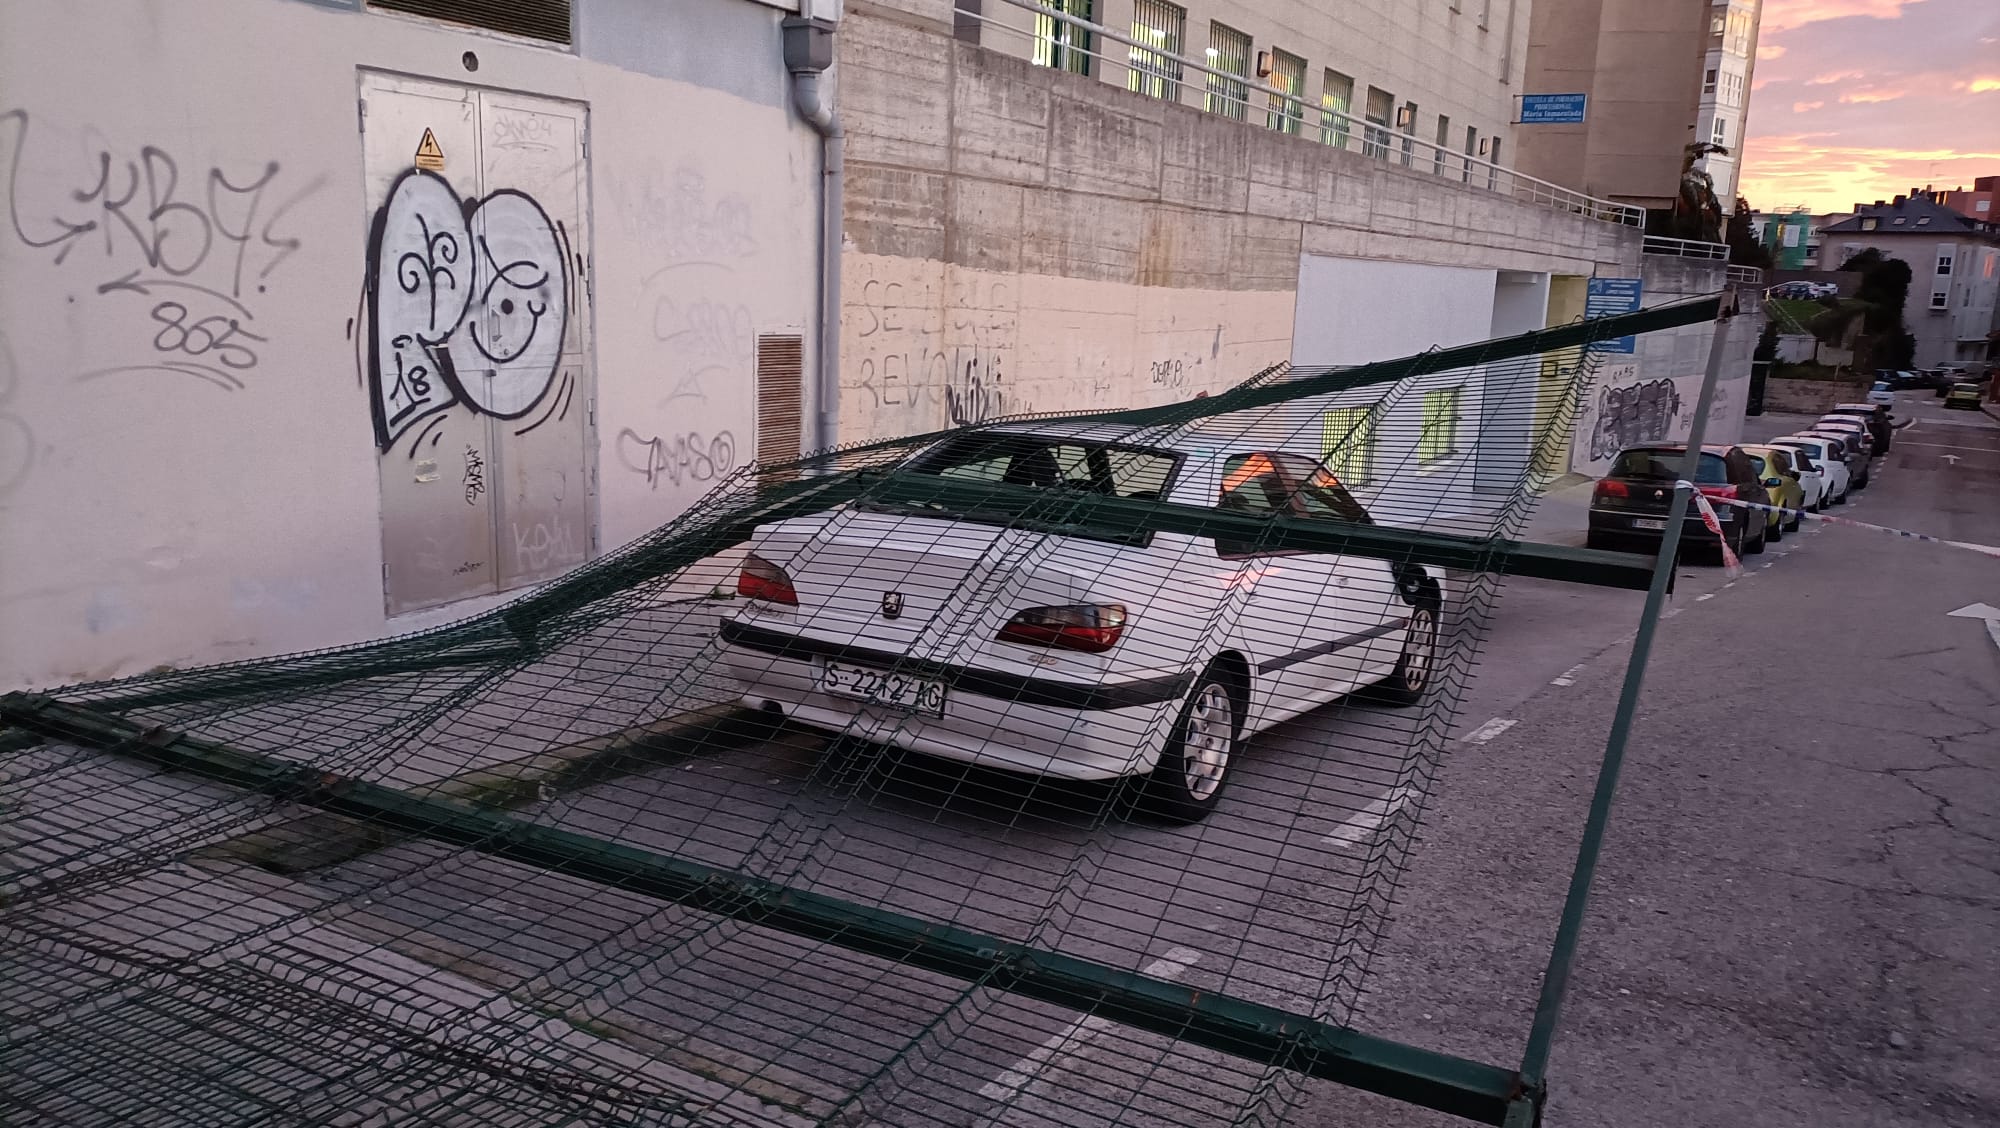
[7,395,1993,1127]
[285,392,2000,1127]
[1294,391,2000,1126]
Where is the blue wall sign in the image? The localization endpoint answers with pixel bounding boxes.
[1518,93,1588,124]
[1585,277,1644,354]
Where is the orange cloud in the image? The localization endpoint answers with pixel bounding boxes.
[1806,70,1866,86]
[1761,0,1915,33]
[1758,44,1788,60]
[1737,135,2000,213]
[1964,77,2000,93]
[1792,100,1826,112]
[1838,89,1905,104]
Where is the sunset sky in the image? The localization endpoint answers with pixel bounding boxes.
[1738,0,2000,215]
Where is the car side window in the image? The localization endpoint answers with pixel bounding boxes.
[1268,452,1374,524]
[1215,453,1293,557]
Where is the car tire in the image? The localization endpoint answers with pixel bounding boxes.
[1769,518,1783,544]
[1744,520,1765,556]
[1372,603,1441,708]
[1785,505,1802,532]
[1129,664,1242,825]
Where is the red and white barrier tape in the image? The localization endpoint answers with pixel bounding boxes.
[1675,482,2000,559]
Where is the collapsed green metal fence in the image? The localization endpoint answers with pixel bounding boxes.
[2,296,1721,1128]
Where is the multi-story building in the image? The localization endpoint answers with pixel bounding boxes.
[1941,176,2000,223]
[960,0,1532,180]
[1817,193,2000,368]
[1512,0,1761,211]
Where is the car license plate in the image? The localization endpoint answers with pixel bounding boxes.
[1630,518,1667,531]
[817,660,947,715]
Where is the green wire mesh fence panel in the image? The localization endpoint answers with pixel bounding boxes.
[2,298,1718,1128]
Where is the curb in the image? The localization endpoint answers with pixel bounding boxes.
[204,699,768,874]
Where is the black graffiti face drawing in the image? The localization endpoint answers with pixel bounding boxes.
[366,170,569,448]
[450,190,566,418]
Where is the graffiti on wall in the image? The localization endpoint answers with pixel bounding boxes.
[2,107,324,390]
[849,264,1033,427]
[1588,378,1685,461]
[365,168,572,450]
[615,428,737,491]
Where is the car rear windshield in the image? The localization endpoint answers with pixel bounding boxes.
[884,432,1181,545]
[1609,449,1729,484]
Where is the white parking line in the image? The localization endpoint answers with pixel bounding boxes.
[1463,717,1518,744]
[1322,783,1419,846]
[977,946,1204,1103]
[1695,593,1715,601]
[1551,663,1587,687]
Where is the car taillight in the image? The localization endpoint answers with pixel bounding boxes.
[737,553,797,605]
[997,604,1127,653]
[1593,479,1629,499]
[1696,485,1740,500]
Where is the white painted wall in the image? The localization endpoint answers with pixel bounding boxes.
[0,0,819,689]
[1290,256,1501,366]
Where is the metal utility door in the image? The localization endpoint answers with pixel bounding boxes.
[360,72,593,615]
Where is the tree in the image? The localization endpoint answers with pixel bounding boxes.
[1839,252,1916,371]
[1727,197,1774,268]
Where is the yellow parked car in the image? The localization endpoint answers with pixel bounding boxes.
[1740,445,1806,539]
[1944,382,1985,410]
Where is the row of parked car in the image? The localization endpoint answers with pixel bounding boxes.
[1877,365,1986,398]
[1587,401,1894,560]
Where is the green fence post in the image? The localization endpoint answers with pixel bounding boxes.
[1517,300,1739,1098]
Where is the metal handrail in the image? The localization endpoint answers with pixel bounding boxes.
[1642,235,1729,260]
[1725,264,1764,286]
[962,0,1646,228]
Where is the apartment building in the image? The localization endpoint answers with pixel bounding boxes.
[1513,0,1761,209]
[1941,176,2000,223]
[1817,194,2000,368]
[959,0,1531,179]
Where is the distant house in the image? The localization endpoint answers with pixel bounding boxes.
[1817,192,2000,368]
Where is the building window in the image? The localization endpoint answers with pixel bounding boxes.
[1487,137,1502,188]
[1322,405,1378,485]
[1033,0,1094,76]
[1363,87,1395,158]
[1860,218,1878,231]
[1938,252,1953,275]
[1711,11,1725,35]
[1205,22,1252,120]
[1433,115,1451,174]
[1398,102,1419,166]
[1463,124,1478,182]
[1320,70,1354,148]
[1712,117,1727,145]
[1126,0,1186,102]
[1265,49,1306,134]
[1420,388,1462,462]
[1703,68,1718,94]
[1979,199,1992,213]
[1930,290,1949,310]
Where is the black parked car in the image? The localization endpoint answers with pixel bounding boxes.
[1588,444,1768,560]
[1827,402,1893,453]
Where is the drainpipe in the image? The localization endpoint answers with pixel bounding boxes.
[784,16,843,459]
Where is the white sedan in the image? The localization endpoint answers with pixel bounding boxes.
[1766,435,1848,506]
[718,423,1443,823]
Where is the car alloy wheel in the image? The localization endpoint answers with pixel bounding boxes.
[1130,665,1242,824]
[1179,683,1234,803]
[1373,605,1440,707]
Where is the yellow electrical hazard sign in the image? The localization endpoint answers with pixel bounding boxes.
[413,128,445,171]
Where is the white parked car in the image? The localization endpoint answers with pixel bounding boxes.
[718,423,1443,823]
[1766,435,1848,506]
[1865,381,1895,406]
